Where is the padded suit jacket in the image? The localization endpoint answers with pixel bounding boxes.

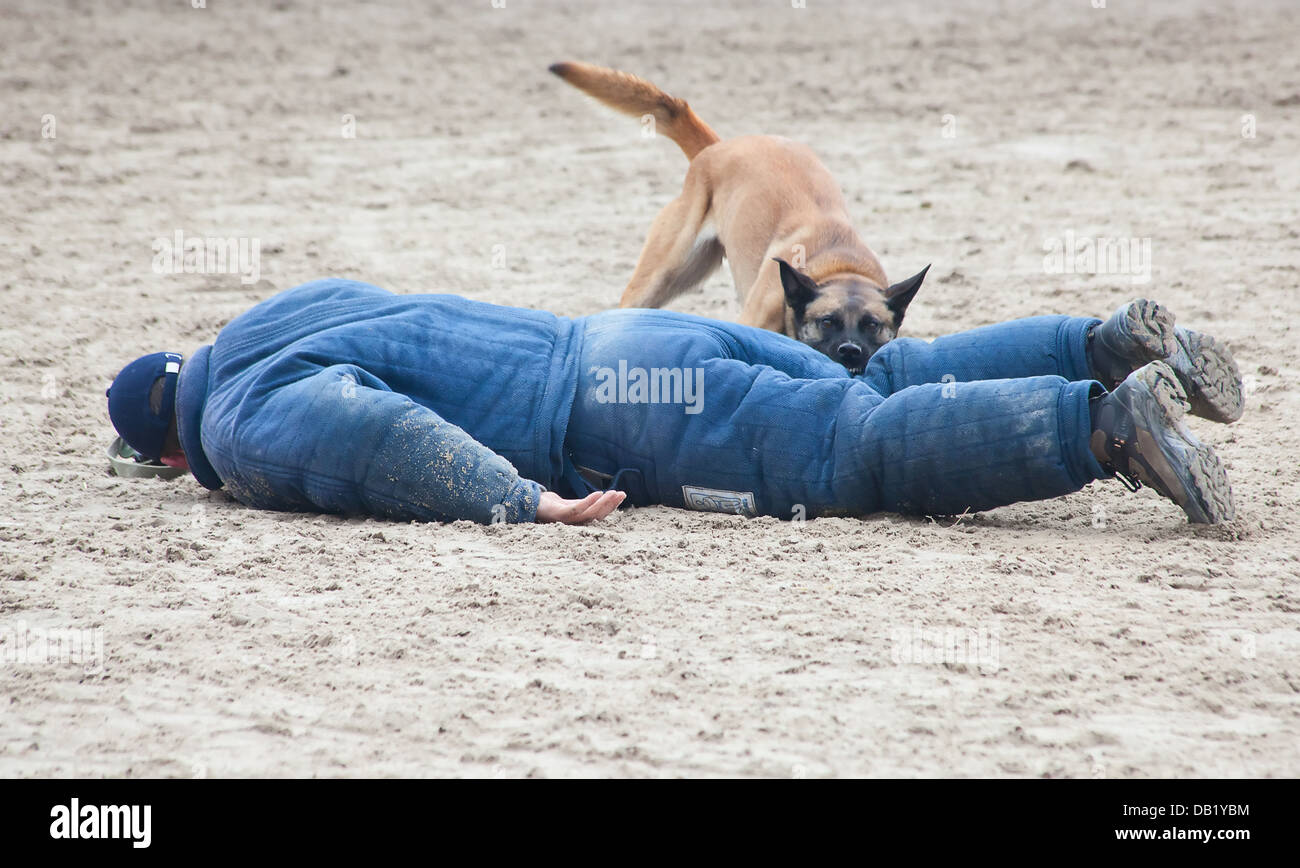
[176,279,583,523]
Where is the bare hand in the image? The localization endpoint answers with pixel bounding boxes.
[536,489,626,524]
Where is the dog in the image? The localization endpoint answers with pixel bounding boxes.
[550,60,929,373]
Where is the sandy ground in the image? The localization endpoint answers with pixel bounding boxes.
[1,0,1298,778]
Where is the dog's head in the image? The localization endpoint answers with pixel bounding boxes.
[775,258,929,374]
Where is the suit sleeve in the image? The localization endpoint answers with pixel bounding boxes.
[224,365,543,523]
[708,322,854,381]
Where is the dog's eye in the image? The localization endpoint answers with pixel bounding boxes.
[819,315,839,330]
[861,316,881,331]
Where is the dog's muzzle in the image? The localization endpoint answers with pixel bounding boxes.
[836,342,865,367]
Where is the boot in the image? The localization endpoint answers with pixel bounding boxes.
[1090,361,1235,523]
[1088,299,1244,423]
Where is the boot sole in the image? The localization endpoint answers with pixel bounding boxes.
[1118,301,1244,424]
[1134,361,1236,523]
[1172,328,1245,424]
[1120,298,1179,361]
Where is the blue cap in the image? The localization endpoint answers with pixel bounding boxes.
[106,352,183,460]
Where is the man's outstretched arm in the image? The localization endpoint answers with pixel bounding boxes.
[212,365,620,524]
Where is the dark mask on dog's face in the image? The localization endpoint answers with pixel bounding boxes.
[775,258,929,375]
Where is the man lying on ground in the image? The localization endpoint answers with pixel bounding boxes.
[106,279,1243,525]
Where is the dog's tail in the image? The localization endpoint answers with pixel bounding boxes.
[549,61,721,161]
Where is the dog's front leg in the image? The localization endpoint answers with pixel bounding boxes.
[737,258,790,334]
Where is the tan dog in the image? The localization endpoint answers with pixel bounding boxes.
[550,60,929,373]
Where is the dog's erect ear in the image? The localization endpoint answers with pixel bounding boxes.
[774,258,819,315]
[885,264,930,322]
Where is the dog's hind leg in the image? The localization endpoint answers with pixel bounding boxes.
[619,172,721,309]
